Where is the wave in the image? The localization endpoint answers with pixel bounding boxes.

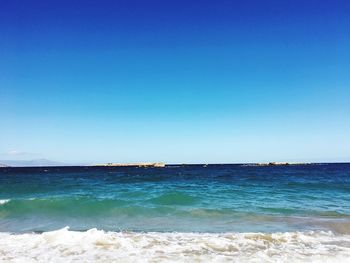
[0,197,130,216]
[0,228,350,262]
[0,199,10,205]
[1,198,349,224]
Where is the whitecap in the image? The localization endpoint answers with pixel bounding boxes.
[0,199,10,205]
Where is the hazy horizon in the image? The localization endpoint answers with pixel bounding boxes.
[1,158,349,167]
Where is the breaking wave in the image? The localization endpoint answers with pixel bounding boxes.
[1,227,350,262]
[0,199,10,205]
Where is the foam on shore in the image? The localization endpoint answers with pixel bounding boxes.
[1,227,350,262]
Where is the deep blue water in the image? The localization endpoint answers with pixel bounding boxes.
[1,163,350,233]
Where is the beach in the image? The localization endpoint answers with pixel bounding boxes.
[1,164,350,262]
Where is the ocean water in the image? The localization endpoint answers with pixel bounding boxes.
[1,164,350,262]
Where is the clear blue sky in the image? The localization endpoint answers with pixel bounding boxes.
[1,0,349,164]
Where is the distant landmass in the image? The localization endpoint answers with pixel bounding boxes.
[0,160,320,168]
[93,162,166,168]
[0,159,66,167]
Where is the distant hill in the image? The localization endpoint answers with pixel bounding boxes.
[0,159,66,167]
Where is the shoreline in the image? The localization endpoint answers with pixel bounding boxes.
[1,228,350,262]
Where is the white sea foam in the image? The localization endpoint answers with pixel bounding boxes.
[0,199,10,205]
[1,227,350,262]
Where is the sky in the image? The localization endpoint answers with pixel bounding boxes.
[0,0,349,164]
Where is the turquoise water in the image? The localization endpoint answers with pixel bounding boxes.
[1,164,350,234]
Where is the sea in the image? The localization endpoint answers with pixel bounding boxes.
[0,163,350,262]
